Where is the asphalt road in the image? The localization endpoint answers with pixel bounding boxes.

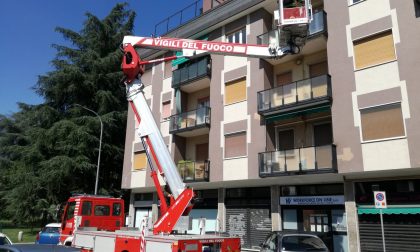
[0,244,80,252]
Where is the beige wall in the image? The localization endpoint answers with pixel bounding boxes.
[185,135,209,161]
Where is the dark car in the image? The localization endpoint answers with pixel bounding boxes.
[0,244,80,252]
[260,232,329,252]
[35,223,61,245]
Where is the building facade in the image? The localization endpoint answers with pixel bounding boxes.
[122,0,420,251]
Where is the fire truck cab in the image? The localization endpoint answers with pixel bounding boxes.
[59,195,124,246]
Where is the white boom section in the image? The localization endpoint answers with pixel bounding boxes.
[126,79,185,198]
[122,36,284,58]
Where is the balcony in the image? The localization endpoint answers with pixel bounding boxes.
[257,75,332,121]
[259,144,337,177]
[177,160,210,182]
[257,11,327,46]
[169,107,211,137]
[172,56,211,92]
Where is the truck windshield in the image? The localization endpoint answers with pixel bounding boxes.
[65,202,76,220]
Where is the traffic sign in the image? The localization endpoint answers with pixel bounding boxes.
[374,191,387,209]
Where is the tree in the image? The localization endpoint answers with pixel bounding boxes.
[0,3,135,226]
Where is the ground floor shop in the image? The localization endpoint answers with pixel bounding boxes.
[279,184,348,252]
[354,179,420,252]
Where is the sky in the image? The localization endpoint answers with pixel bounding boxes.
[0,0,196,116]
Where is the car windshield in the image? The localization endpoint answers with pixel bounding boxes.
[282,235,327,251]
[42,227,60,233]
[0,236,11,245]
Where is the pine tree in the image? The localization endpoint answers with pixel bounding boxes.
[0,3,135,225]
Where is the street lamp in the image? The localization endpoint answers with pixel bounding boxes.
[74,104,103,195]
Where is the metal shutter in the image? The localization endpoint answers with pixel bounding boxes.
[226,208,271,249]
[359,222,420,251]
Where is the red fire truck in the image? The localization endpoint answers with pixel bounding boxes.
[69,1,312,251]
[59,195,124,246]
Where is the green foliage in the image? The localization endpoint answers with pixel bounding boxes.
[0,3,134,226]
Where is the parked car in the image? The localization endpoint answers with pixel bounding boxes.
[35,223,61,245]
[0,244,80,252]
[260,232,329,252]
[0,233,12,246]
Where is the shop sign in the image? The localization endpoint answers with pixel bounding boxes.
[280,195,344,205]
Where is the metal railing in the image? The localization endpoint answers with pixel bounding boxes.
[257,74,332,112]
[172,56,211,88]
[259,144,337,177]
[177,160,210,182]
[154,0,203,37]
[257,10,327,45]
[169,107,211,133]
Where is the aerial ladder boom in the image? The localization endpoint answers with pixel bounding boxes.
[120,0,313,236]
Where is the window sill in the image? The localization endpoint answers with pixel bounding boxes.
[132,169,147,172]
[361,135,406,144]
[354,59,397,72]
[224,155,247,160]
[224,99,247,107]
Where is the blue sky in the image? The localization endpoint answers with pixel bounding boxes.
[0,0,196,115]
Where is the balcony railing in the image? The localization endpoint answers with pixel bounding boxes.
[257,11,327,45]
[259,144,337,177]
[169,107,211,133]
[154,0,203,36]
[258,74,332,114]
[177,160,210,182]
[172,56,211,88]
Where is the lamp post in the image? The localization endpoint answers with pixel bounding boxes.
[74,104,103,195]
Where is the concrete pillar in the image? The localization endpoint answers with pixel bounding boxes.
[271,185,282,231]
[217,188,226,232]
[152,192,159,224]
[129,193,135,227]
[344,181,360,252]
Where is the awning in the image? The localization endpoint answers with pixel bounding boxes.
[265,104,331,123]
[172,35,209,67]
[358,206,420,215]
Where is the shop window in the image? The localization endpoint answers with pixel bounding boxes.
[360,103,405,141]
[353,30,396,69]
[162,100,171,121]
[134,193,153,201]
[415,0,420,17]
[225,78,246,105]
[303,210,329,232]
[224,132,247,158]
[283,209,298,230]
[133,151,147,170]
[226,27,246,44]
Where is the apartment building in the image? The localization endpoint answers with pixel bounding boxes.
[122,0,420,251]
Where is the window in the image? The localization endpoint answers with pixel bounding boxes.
[162,100,171,120]
[225,78,246,105]
[226,27,246,44]
[133,152,147,170]
[65,202,76,220]
[277,129,294,150]
[276,72,293,86]
[81,201,92,216]
[94,205,110,216]
[353,30,396,69]
[360,103,405,141]
[415,0,420,18]
[224,132,247,158]
[113,203,122,216]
